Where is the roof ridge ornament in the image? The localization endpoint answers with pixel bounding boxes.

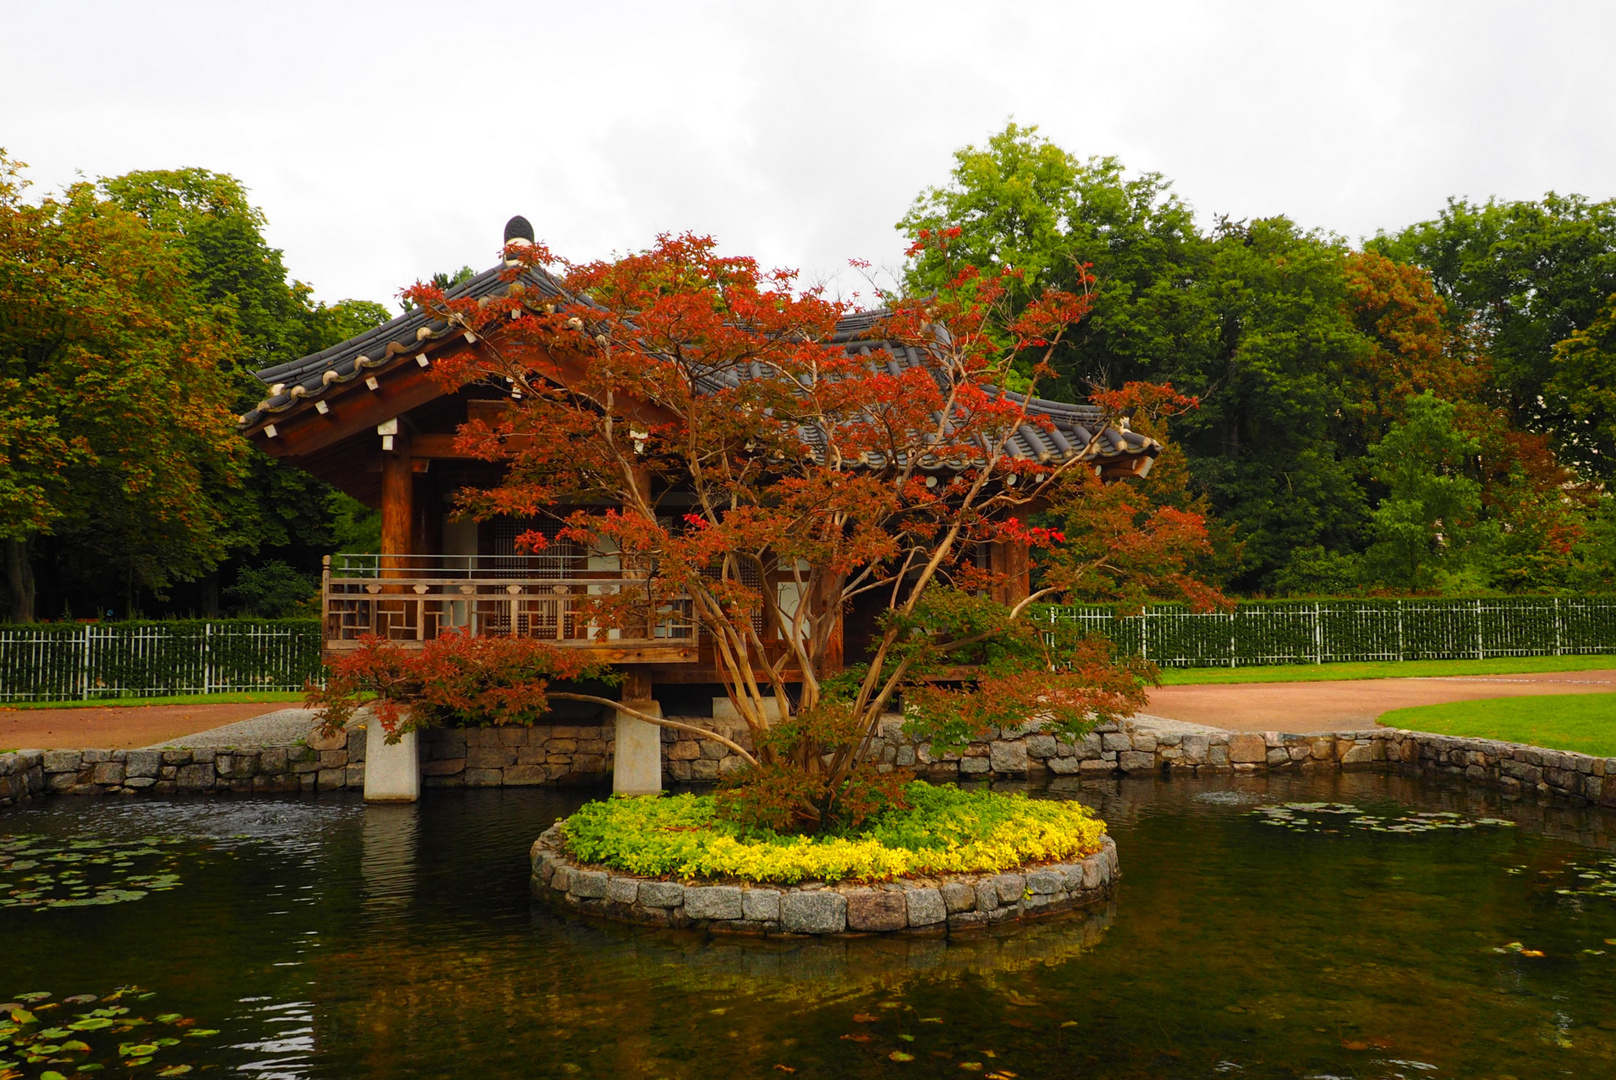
[504,215,535,266]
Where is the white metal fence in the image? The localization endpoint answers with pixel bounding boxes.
[0,621,323,702]
[1047,596,1616,668]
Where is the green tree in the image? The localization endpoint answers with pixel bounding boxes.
[1363,392,1487,591]
[1547,291,1616,474]
[96,168,388,612]
[0,152,249,620]
[1372,194,1616,479]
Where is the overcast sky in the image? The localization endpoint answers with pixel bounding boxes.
[4,0,1612,309]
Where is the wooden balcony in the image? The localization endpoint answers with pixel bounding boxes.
[320,554,698,664]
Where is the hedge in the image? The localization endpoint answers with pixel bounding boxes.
[0,620,323,702]
[1044,596,1616,668]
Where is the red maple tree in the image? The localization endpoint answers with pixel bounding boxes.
[338,229,1219,829]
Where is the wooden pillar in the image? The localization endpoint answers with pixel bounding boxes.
[990,539,1031,606]
[381,433,413,575]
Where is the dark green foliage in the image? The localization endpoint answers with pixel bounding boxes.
[1372,194,1616,479]
[0,619,321,700]
[1045,596,1616,667]
[222,560,317,618]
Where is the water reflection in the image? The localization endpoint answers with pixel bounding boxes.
[3,776,1616,1078]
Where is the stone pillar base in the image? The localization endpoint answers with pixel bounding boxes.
[364,725,420,803]
[615,701,664,796]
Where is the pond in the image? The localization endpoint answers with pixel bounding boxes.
[4,771,1616,1079]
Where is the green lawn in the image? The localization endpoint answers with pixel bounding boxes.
[1157,654,1616,686]
[0,691,304,711]
[1378,693,1616,757]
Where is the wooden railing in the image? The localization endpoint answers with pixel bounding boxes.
[321,554,696,654]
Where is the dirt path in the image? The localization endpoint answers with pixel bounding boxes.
[0,703,288,750]
[1144,669,1616,732]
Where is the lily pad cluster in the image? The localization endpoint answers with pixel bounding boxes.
[1250,802,1518,835]
[1550,858,1616,901]
[0,836,186,910]
[0,986,218,1078]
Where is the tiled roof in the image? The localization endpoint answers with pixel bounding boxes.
[244,261,1158,468]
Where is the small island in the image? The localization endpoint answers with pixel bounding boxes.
[530,782,1119,936]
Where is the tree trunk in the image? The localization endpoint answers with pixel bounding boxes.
[4,536,35,623]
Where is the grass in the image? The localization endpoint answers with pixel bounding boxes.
[0,691,304,711]
[1157,654,1616,686]
[1378,693,1616,758]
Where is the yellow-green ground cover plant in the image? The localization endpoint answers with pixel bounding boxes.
[560,782,1107,885]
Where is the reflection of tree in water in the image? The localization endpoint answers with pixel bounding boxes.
[308,902,1114,1077]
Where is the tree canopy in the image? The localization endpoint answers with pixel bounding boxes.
[902,123,1613,596]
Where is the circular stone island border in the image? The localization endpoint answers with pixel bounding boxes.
[528,824,1119,937]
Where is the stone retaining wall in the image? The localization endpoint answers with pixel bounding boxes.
[529,823,1120,937]
[6,715,1616,813]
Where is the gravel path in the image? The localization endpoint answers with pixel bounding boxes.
[140,708,321,750]
[1143,669,1616,732]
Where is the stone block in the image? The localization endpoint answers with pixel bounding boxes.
[318,749,348,769]
[42,750,81,773]
[1047,756,1081,775]
[959,757,991,775]
[1207,744,1230,766]
[1025,734,1057,758]
[781,890,847,934]
[607,877,640,905]
[1130,734,1158,753]
[1118,751,1154,772]
[464,768,504,787]
[259,747,288,775]
[317,767,346,789]
[1341,742,1375,765]
[306,725,348,752]
[638,881,685,908]
[546,739,578,753]
[125,776,157,790]
[91,761,124,786]
[1228,734,1267,764]
[549,866,573,892]
[940,882,976,913]
[124,750,163,779]
[502,765,548,786]
[690,759,720,781]
[743,888,781,922]
[905,887,946,926]
[496,726,530,747]
[846,889,908,931]
[993,873,1026,904]
[667,740,701,761]
[685,885,745,920]
[975,881,1001,912]
[1179,734,1210,763]
[1266,748,1290,766]
[1026,869,1064,894]
[989,740,1029,774]
[420,758,466,776]
[466,746,516,769]
[570,870,609,899]
[894,745,916,767]
[1101,732,1131,752]
[176,762,215,790]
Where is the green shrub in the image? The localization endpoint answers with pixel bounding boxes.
[561,782,1108,884]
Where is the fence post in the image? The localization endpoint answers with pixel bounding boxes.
[1313,602,1323,664]
[1554,596,1563,656]
[203,622,212,696]
[1396,602,1405,661]
[1475,597,1484,660]
[79,623,90,701]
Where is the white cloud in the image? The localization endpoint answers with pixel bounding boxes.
[4,0,1611,307]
